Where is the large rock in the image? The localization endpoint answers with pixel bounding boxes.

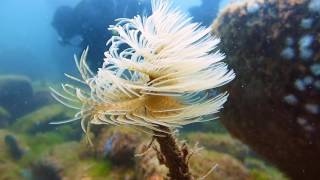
[213,0,320,179]
[94,127,142,167]
[0,75,33,118]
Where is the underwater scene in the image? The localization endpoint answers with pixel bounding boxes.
[0,0,319,179]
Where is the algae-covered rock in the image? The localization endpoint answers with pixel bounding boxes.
[190,150,252,180]
[135,143,252,180]
[185,133,251,161]
[213,0,320,179]
[4,134,25,160]
[0,107,11,128]
[0,130,24,179]
[0,75,33,118]
[245,158,288,180]
[94,127,142,167]
[31,160,63,180]
[12,104,74,133]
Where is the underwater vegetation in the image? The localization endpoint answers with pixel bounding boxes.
[52,0,152,69]
[213,0,320,179]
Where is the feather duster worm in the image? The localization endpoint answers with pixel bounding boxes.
[51,0,234,179]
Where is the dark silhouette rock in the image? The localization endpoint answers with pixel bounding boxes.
[0,75,33,118]
[4,134,25,160]
[52,0,151,69]
[213,0,320,179]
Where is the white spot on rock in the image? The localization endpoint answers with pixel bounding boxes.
[305,104,320,114]
[309,0,320,13]
[283,94,298,105]
[281,47,295,60]
[300,18,313,29]
[247,2,260,14]
[310,64,320,76]
[294,79,306,91]
[303,76,314,85]
[299,34,314,60]
[286,37,294,46]
[297,117,307,126]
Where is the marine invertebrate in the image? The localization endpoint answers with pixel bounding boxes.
[51,0,234,179]
[52,0,234,140]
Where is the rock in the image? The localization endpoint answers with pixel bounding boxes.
[0,107,11,128]
[245,158,288,180]
[94,127,142,167]
[0,130,24,179]
[52,0,151,69]
[31,160,63,180]
[0,75,33,118]
[212,0,320,179]
[135,143,252,180]
[31,91,55,109]
[4,134,25,160]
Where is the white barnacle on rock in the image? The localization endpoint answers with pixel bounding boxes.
[310,63,320,76]
[283,94,298,105]
[303,76,314,85]
[305,104,320,114]
[50,0,235,137]
[300,18,314,29]
[281,47,295,60]
[294,79,306,91]
[299,34,314,60]
[246,2,260,14]
[297,117,307,126]
[309,0,320,13]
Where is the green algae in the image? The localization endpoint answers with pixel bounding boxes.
[184,132,250,161]
[11,104,75,133]
[245,158,288,180]
[0,107,10,119]
[87,159,112,177]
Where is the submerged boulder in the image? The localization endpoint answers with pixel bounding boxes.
[4,134,25,160]
[0,75,33,118]
[94,127,142,167]
[213,0,320,179]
